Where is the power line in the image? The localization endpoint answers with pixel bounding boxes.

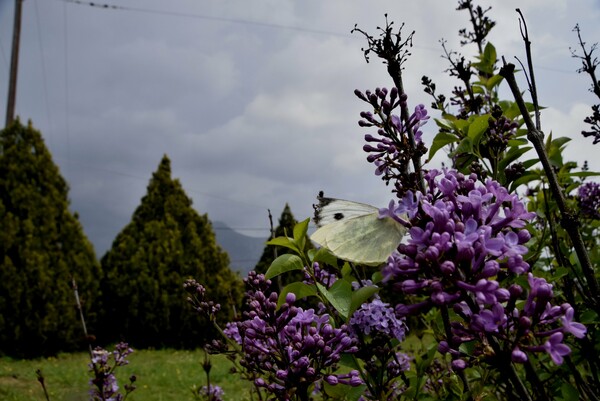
[58,0,353,38]
[53,156,273,211]
[62,1,71,176]
[56,0,582,75]
[0,34,8,71]
[33,0,53,140]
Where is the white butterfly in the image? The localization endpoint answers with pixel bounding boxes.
[311,193,407,265]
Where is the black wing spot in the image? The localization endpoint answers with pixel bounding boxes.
[334,212,345,221]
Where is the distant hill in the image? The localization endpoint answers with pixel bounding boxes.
[213,221,266,276]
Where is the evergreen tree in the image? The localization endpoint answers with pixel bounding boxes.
[0,120,101,358]
[99,155,242,348]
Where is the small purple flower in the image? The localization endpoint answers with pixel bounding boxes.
[561,307,587,338]
[543,332,571,365]
[198,384,224,401]
[471,303,507,332]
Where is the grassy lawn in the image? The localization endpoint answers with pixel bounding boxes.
[0,348,252,401]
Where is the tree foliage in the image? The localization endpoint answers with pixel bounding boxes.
[99,155,242,349]
[0,120,100,358]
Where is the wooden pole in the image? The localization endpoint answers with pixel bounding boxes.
[6,0,24,127]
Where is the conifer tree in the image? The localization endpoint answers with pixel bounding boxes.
[99,155,242,348]
[0,120,100,358]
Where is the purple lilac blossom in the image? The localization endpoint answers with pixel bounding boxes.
[89,343,136,401]
[578,181,600,219]
[377,168,585,367]
[224,272,360,400]
[303,262,337,288]
[357,88,429,192]
[350,299,406,342]
[198,385,225,401]
[183,279,221,319]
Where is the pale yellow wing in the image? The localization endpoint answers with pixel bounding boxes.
[311,212,405,265]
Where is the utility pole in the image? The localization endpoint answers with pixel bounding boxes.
[6,0,24,127]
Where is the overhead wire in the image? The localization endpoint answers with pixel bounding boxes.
[55,0,585,75]
[33,0,54,143]
[57,0,353,38]
[0,32,7,71]
[53,156,276,212]
[62,0,71,176]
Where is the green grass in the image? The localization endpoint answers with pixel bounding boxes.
[0,349,252,401]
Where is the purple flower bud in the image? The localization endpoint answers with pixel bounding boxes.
[451,359,467,370]
[508,284,523,298]
[354,89,367,101]
[511,348,528,363]
[286,292,296,305]
[440,261,455,275]
[517,229,531,244]
[438,341,451,354]
[324,375,338,385]
[519,316,532,330]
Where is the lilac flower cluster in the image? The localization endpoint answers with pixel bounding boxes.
[380,168,586,367]
[350,299,406,342]
[224,272,360,400]
[197,384,224,401]
[484,106,518,155]
[303,262,337,288]
[184,279,221,320]
[578,181,600,219]
[356,87,429,194]
[349,299,410,400]
[89,342,136,401]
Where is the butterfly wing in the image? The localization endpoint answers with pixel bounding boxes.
[311,198,406,265]
[313,196,380,226]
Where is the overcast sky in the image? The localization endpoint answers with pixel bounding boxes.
[1,0,599,257]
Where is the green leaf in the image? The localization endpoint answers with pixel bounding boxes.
[450,137,473,157]
[277,282,317,307]
[317,280,352,319]
[311,247,338,266]
[472,42,497,75]
[293,218,309,244]
[349,285,379,317]
[507,138,528,147]
[551,136,572,149]
[485,74,504,91]
[265,254,304,279]
[561,382,579,401]
[371,271,383,284]
[323,382,366,401]
[472,85,485,94]
[566,171,600,178]
[428,132,460,161]
[435,117,456,131]
[509,172,539,191]
[504,101,537,120]
[266,236,300,253]
[521,158,539,170]
[468,114,491,148]
[498,146,532,172]
[580,310,598,324]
